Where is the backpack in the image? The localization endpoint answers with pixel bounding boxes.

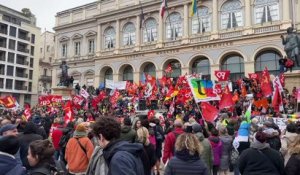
[230,148,239,165]
[58,133,71,149]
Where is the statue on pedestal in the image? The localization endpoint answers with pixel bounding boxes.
[58,61,73,87]
[281,27,300,67]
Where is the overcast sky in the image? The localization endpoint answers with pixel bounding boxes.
[0,0,96,32]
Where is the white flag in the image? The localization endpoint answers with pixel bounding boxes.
[80,89,90,99]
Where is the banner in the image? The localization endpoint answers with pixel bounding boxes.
[272,76,284,93]
[214,70,230,81]
[80,89,90,99]
[105,79,127,90]
[38,95,62,106]
[187,78,220,102]
[248,73,260,80]
[200,102,218,122]
[0,96,16,108]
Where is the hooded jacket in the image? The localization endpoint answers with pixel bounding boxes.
[164,149,208,175]
[194,132,213,175]
[238,140,285,175]
[103,140,145,175]
[0,152,25,175]
[280,131,298,165]
[208,136,223,166]
[162,127,184,164]
[120,125,136,143]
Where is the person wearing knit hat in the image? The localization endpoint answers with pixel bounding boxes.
[238,131,285,175]
[65,123,94,174]
[0,136,25,174]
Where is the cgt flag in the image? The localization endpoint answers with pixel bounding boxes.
[214,70,230,81]
[187,78,220,102]
[0,96,16,108]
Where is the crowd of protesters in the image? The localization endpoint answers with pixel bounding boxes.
[0,74,300,175]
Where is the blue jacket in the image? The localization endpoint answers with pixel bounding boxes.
[103,140,145,175]
[0,153,25,175]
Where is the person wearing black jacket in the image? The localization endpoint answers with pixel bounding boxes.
[238,131,285,175]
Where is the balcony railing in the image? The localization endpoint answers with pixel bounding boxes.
[220,30,243,39]
[190,35,210,43]
[16,73,28,78]
[141,43,156,51]
[164,40,181,47]
[254,24,280,34]
[39,75,52,82]
[16,60,28,65]
[15,86,27,91]
[17,48,29,53]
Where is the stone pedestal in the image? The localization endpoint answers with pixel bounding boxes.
[284,70,300,93]
[52,87,74,99]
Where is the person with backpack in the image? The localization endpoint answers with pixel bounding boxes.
[162,119,184,164]
[27,139,56,175]
[92,116,145,175]
[58,122,74,164]
[65,123,94,175]
[238,131,285,175]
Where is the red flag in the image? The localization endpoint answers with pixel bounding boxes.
[160,0,167,17]
[23,103,32,120]
[260,67,273,97]
[167,101,175,118]
[148,110,155,120]
[279,73,285,87]
[146,74,156,86]
[272,86,282,113]
[248,73,260,80]
[200,102,218,123]
[219,86,234,109]
[214,84,222,95]
[72,95,84,107]
[253,98,269,109]
[165,64,173,73]
[38,96,51,106]
[214,70,230,81]
[64,101,74,125]
[0,96,16,108]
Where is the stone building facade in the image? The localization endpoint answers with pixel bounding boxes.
[53,0,300,91]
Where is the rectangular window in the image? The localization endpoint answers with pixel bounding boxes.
[192,17,211,34]
[8,39,15,50]
[44,69,47,76]
[144,28,157,43]
[6,79,13,89]
[0,78,3,88]
[6,65,14,76]
[105,37,115,49]
[88,39,95,53]
[30,58,33,68]
[255,4,279,24]
[47,45,50,52]
[9,26,16,37]
[28,82,32,92]
[49,57,52,63]
[30,46,34,56]
[0,65,4,75]
[29,70,33,80]
[87,78,94,86]
[221,12,243,29]
[40,48,43,54]
[31,34,35,44]
[7,52,14,63]
[62,44,67,57]
[74,42,80,55]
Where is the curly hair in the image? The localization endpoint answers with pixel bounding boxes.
[29,139,55,164]
[175,133,202,156]
[92,116,121,141]
[136,127,150,146]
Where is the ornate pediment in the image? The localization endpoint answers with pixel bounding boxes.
[84,30,97,37]
[71,33,83,40]
[59,36,70,42]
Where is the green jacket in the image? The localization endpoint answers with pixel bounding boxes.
[120,125,136,143]
[195,132,214,175]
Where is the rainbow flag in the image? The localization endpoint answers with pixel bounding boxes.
[287,114,300,119]
[190,0,198,16]
[187,78,220,102]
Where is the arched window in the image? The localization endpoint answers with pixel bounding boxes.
[254,0,279,24]
[123,23,136,46]
[221,0,243,29]
[123,66,133,82]
[166,12,182,40]
[191,58,211,80]
[104,27,115,49]
[255,50,281,75]
[221,55,244,81]
[104,68,113,81]
[143,18,157,43]
[144,63,156,77]
[192,6,211,34]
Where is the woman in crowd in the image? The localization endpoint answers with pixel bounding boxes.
[238,131,285,175]
[208,128,223,175]
[219,127,233,175]
[164,133,208,175]
[285,135,300,175]
[133,119,142,131]
[136,127,156,175]
[27,139,55,175]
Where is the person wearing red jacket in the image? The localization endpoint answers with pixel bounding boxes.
[51,122,64,160]
[162,119,184,164]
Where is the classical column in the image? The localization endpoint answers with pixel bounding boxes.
[51,68,57,88]
[133,72,140,84]
[181,67,189,75]
[113,73,120,81]
[282,0,291,22]
[136,15,141,48]
[183,4,189,39]
[212,0,218,33]
[115,19,120,52]
[157,14,164,48]
[97,24,102,55]
[245,0,251,28]
[210,64,219,81]
[244,61,255,76]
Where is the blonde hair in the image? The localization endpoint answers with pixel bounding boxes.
[288,135,300,154]
[136,127,150,146]
[175,133,202,156]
